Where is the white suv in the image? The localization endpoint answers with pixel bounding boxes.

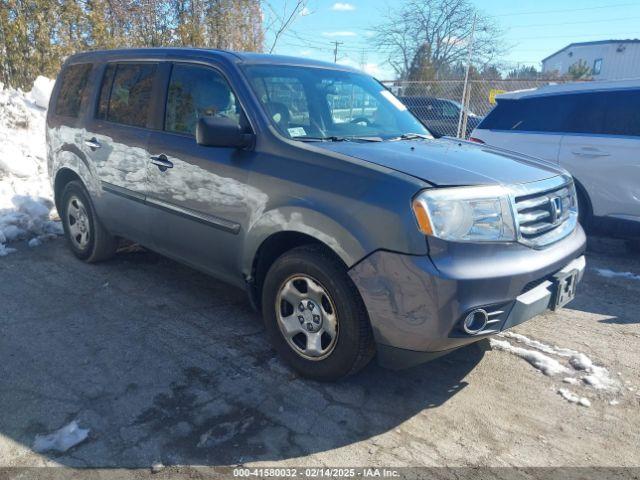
[471,80,640,238]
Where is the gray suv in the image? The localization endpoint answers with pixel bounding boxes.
[47,49,586,380]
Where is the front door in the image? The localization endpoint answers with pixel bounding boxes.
[145,62,257,285]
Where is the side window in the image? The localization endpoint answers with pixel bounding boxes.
[563,93,606,135]
[602,90,640,137]
[165,64,240,136]
[106,63,157,127]
[96,64,117,120]
[440,101,459,118]
[479,96,572,133]
[55,63,93,117]
[251,76,310,133]
[478,100,525,130]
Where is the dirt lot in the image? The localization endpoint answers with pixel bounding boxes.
[0,236,638,472]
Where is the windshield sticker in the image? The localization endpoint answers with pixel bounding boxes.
[288,127,307,137]
[380,90,407,111]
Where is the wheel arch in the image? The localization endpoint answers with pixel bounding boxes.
[573,177,593,225]
[243,207,370,310]
[53,168,83,211]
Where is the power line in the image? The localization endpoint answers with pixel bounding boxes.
[508,15,640,29]
[493,2,640,17]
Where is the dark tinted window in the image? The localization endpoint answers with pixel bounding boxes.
[480,90,640,136]
[55,63,93,117]
[106,63,157,127]
[96,64,117,120]
[563,93,606,135]
[602,89,640,136]
[165,64,240,136]
[478,96,574,132]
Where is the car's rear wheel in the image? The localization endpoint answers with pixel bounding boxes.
[261,245,375,381]
[61,180,117,262]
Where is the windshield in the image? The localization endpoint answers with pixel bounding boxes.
[243,65,432,141]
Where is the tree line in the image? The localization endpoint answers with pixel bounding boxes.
[0,0,266,90]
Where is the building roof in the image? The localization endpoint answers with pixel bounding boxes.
[542,39,640,63]
[497,78,640,100]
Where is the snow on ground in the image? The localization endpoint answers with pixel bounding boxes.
[32,420,89,453]
[594,268,640,282]
[490,331,622,407]
[0,77,61,256]
[489,338,570,376]
[557,388,591,408]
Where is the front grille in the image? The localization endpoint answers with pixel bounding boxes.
[513,179,578,248]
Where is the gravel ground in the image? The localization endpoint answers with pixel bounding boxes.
[0,236,638,473]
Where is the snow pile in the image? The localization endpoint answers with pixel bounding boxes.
[489,339,570,376]
[594,268,640,282]
[557,388,591,407]
[33,420,89,453]
[491,332,622,407]
[27,76,55,109]
[0,76,61,255]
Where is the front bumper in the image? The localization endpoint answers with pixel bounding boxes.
[348,225,586,369]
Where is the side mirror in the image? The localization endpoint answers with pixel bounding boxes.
[196,116,254,149]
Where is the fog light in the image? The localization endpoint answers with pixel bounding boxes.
[463,309,489,335]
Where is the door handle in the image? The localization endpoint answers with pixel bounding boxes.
[150,154,173,172]
[84,138,101,150]
[571,149,611,158]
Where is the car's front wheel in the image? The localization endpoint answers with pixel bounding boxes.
[61,180,117,262]
[261,245,375,381]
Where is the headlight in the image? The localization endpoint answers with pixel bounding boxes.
[412,186,516,242]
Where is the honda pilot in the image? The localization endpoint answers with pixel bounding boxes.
[47,49,586,380]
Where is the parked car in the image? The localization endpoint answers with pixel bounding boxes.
[47,49,586,380]
[471,80,640,238]
[399,96,483,138]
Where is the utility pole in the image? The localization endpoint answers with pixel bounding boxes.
[359,48,367,71]
[332,41,344,63]
[457,13,477,139]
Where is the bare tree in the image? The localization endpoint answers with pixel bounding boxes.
[374,0,505,80]
[263,0,309,54]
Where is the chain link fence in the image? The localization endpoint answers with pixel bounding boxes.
[382,80,566,139]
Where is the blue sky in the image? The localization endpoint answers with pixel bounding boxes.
[265,0,640,79]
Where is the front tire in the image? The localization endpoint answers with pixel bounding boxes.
[262,245,375,381]
[61,180,117,263]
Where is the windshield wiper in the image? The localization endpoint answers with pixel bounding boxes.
[390,133,431,141]
[293,136,383,143]
[293,136,348,142]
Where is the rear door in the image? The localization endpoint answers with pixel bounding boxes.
[145,62,256,284]
[84,62,161,243]
[559,89,640,221]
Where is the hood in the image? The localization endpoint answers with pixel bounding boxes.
[315,138,564,186]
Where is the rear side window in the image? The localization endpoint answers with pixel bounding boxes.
[97,63,157,127]
[478,96,573,132]
[602,89,640,136]
[55,63,93,117]
[96,64,117,120]
[480,90,640,137]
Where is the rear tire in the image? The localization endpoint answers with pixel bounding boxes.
[61,180,117,263]
[261,245,375,381]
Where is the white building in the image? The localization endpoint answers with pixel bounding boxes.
[542,40,640,80]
